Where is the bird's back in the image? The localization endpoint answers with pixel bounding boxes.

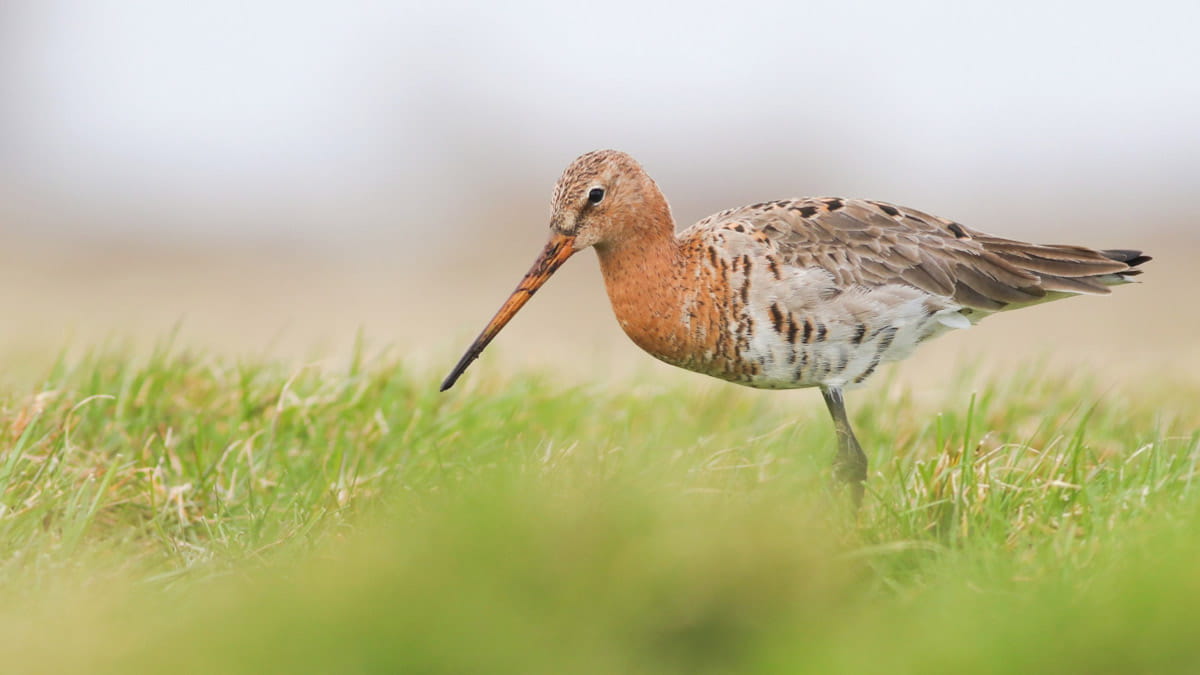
[657,197,1148,389]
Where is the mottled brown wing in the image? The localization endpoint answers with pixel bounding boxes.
[700,198,1146,311]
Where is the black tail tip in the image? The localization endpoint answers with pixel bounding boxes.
[1102,249,1152,269]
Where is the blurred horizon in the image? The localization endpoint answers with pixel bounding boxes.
[1,2,1196,388]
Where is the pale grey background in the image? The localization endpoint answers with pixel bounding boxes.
[2,1,1197,255]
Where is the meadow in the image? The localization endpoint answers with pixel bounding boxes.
[1,335,1198,674]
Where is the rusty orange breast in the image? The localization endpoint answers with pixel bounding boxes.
[595,237,687,362]
[595,235,742,376]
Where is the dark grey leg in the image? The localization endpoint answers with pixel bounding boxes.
[820,386,867,505]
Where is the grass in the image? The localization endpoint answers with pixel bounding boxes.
[1,338,1199,673]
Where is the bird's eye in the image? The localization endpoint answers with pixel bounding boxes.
[587,187,605,205]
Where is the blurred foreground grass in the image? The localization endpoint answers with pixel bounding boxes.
[1,341,1199,673]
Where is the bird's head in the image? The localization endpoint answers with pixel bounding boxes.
[548,149,663,251]
[440,149,666,391]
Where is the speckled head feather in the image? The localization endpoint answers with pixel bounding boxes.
[549,150,672,249]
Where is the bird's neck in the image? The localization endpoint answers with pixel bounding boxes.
[593,202,690,363]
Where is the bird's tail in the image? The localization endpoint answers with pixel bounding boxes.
[973,237,1151,296]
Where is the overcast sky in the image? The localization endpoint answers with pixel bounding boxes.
[2,1,1197,246]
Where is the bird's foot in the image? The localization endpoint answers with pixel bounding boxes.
[833,456,867,510]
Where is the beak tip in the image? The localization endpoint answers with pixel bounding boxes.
[439,371,461,392]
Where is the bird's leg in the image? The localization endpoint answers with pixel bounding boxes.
[820,386,868,506]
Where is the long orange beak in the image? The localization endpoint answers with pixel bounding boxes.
[440,232,578,391]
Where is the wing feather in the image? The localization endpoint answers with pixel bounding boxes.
[686,198,1148,312]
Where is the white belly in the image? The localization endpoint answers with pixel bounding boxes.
[739,281,972,389]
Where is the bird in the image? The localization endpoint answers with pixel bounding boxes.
[441,150,1150,505]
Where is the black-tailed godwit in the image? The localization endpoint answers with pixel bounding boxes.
[442,150,1150,504]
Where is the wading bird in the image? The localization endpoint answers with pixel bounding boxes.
[441,150,1149,504]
